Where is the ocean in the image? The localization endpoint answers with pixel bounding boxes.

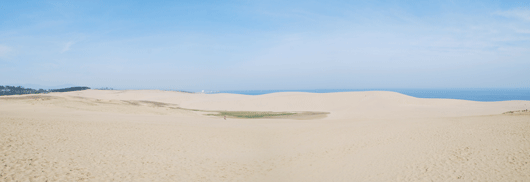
[217,89,530,102]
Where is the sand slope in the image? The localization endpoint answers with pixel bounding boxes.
[1,90,529,181]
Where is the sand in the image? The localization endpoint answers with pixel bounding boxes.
[1,90,529,181]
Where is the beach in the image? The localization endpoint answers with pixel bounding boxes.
[1,90,529,181]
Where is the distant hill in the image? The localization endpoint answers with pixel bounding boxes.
[0,85,90,96]
[18,84,78,90]
[49,87,91,93]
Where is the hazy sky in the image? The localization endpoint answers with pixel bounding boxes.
[1,0,529,90]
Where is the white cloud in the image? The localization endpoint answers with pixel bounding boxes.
[496,9,530,21]
[61,41,74,53]
[514,28,530,34]
[0,45,13,58]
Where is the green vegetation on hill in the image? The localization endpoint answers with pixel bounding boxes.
[0,85,90,96]
[207,111,297,118]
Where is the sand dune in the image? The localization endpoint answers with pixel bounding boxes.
[1,90,529,181]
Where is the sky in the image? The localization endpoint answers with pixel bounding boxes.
[1,0,529,90]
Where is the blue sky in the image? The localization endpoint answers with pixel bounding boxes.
[1,0,529,90]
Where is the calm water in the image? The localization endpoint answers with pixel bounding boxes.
[217,89,530,101]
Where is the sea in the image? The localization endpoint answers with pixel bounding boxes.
[215,89,530,102]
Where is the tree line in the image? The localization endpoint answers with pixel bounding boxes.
[0,86,90,96]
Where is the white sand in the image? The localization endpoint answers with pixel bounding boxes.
[1,90,529,181]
